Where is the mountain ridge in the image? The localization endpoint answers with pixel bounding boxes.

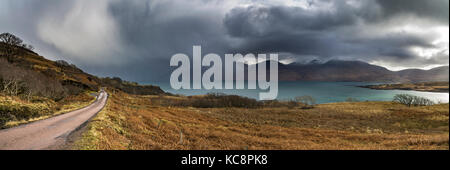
[257,59,449,83]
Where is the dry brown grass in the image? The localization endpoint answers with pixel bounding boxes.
[0,91,96,129]
[75,91,449,150]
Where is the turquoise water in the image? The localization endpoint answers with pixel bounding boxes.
[145,81,449,104]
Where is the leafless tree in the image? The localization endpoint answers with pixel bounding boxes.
[1,78,20,96]
[0,33,23,46]
[0,33,22,61]
[0,33,34,61]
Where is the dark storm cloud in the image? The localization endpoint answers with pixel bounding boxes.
[223,0,386,38]
[224,5,357,37]
[377,0,449,23]
[101,0,236,81]
[108,0,232,57]
[1,0,448,82]
[223,0,449,69]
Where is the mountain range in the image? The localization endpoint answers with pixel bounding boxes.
[263,60,449,83]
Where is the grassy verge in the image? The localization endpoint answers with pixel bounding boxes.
[0,91,97,129]
[74,92,449,150]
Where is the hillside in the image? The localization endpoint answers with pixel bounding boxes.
[0,41,166,97]
[1,42,99,99]
[396,66,450,83]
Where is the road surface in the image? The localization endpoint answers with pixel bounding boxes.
[0,91,108,150]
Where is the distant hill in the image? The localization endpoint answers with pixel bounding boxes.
[259,60,449,83]
[396,66,449,83]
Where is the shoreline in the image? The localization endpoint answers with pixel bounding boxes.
[358,82,449,93]
[358,86,449,93]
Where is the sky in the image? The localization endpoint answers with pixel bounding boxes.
[0,0,449,82]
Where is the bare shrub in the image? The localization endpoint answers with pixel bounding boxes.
[150,93,320,109]
[295,96,316,109]
[261,100,283,107]
[393,94,435,107]
[150,93,262,108]
[346,97,360,102]
[286,100,298,109]
[0,58,66,100]
[192,93,261,108]
[411,95,435,106]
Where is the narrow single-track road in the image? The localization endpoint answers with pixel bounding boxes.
[0,91,108,150]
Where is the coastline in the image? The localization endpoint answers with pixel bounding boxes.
[358,82,449,93]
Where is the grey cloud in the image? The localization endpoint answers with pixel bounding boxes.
[223,1,448,70]
[377,0,449,23]
[101,0,236,81]
[224,4,361,38]
[0,0,65,60]
[109,0,231,57]
[0,0,448,82]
